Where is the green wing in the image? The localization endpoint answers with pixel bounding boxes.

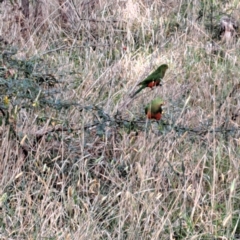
[140,64,168,85]
[131,64,168,98]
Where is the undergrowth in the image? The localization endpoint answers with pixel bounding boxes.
[0,0,240,239]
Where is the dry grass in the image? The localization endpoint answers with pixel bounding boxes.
[0,0,240,239]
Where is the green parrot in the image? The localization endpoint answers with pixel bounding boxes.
[131,64,168,98]
[145,97,164,120]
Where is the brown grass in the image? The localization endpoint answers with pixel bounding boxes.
[0,0,240,239]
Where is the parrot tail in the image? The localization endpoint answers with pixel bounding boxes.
[131,86,145,98]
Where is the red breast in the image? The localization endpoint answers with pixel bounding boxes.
[146,112,162,120]
[147,80,159,88]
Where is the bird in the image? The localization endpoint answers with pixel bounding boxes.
[219,16,238,44]
[145,97,164,120]
[131,64,168,98]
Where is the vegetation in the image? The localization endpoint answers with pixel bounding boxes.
[0,0,239,239]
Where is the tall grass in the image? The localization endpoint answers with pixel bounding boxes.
[0,0,239,239]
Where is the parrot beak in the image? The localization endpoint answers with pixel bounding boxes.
[161,102,165,112]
